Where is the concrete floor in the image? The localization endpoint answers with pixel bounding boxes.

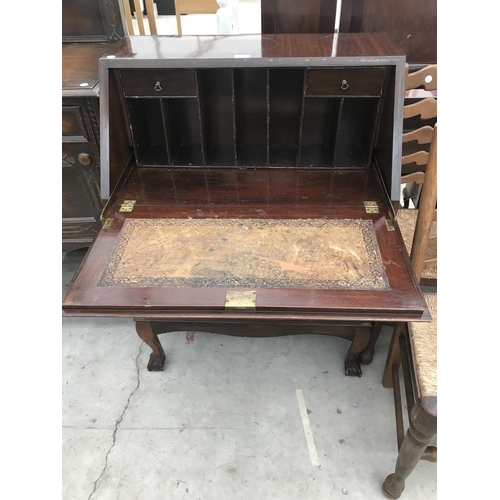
[62,249,436,500]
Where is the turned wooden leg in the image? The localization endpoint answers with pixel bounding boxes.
[136,321,166,372]
[382,323,403,388]
[344,327,371,377]
[382,399,437,499]
[359,322,384,365]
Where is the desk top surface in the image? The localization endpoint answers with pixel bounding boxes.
[103,34,405,65]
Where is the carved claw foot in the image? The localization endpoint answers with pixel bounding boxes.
[136,321,166,372]
[344,357,362,377]
[358,348,374,365]
[382,473,405,499]
[147,352,166,372]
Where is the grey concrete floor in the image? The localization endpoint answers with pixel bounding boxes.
[63,249,437,500]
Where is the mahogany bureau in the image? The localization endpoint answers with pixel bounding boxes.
[63,34,430,376]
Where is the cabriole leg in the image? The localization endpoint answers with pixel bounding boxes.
[136,321,166,371]
[359,322,384,365]
[344,327,370,377]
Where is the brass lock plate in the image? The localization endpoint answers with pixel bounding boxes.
[119,200,136,213]
[364,201,379,213]
[225,291,256,310]
[385,219,395,231]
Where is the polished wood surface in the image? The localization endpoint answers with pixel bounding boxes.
[108,33,406,61]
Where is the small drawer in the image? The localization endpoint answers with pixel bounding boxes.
[305,68,386,97]
[119,70,198,97]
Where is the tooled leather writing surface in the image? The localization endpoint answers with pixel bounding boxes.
[99,218,389,290]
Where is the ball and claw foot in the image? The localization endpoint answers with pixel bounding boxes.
[344,358,362,377]
[382,473,405,499]
[146,353,166,372]
[358,348,374,365]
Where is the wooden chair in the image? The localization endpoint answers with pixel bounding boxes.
[401,64,437,208]
[358,110,437,366]
[381,124,437,499]
[174,0,219,35]
[122,0,158,35]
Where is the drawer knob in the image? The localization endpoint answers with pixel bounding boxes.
[78,153,92,166]
[154,81,162,92]
[341,79,349,90]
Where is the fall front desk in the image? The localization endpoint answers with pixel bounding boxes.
[62,34,429,377]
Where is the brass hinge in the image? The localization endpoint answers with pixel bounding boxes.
[101,218,112,230]
[385,219,395,231]
[119,200,136,213]
[225,291,256,310]
[364,201,379,213]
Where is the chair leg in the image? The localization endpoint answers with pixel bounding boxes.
[382,399,437,499]
[359,322,384,365]
[382,323,403,388]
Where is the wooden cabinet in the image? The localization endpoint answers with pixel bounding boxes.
[62,0,125,250]
[63,34,429,377]
[62,97,102,250]
[62,44,112,251]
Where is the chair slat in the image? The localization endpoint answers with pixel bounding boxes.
[403,99,437,120]
[145,0,158,35]
[427,235,437,247]
[121,0,134,34]
[401,172,425,185]
[402,151,429,167]
[405,65,438,91]
[403,126,434,145]
[133,0,146,35]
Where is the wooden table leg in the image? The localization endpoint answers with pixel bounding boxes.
[136,320,166,371]
[382,399,437,499]
[344,326,371,377]
[359,322,384,365]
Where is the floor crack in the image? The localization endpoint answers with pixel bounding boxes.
[87,345,143,500]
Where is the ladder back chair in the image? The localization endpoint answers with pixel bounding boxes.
[401,64,437,208]
[359,66,438,366]
[381,123,438,499]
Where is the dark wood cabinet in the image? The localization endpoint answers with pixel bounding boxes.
[62,0,125,251]
[62,43,113,251]
[63,34,429,377]
[62,96,102,250]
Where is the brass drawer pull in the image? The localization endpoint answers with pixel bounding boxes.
[341,79,349,90]
[154,81,162,92]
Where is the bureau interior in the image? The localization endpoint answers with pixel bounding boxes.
[117,67,388,169]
